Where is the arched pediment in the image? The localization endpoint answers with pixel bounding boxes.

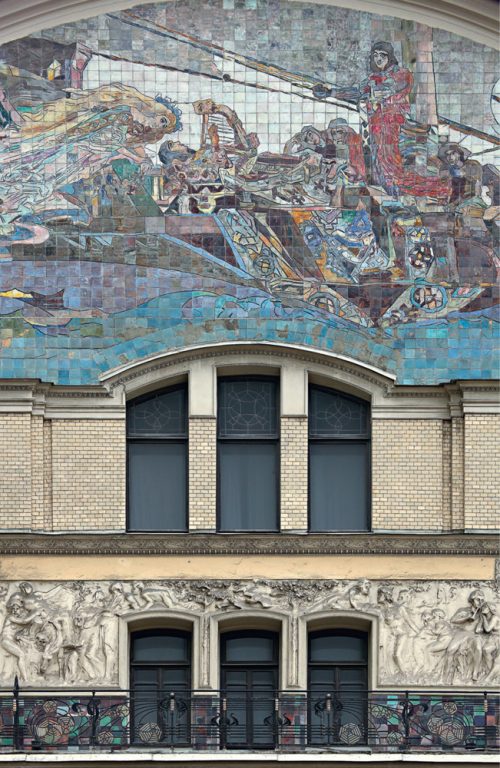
[101,342,395,404]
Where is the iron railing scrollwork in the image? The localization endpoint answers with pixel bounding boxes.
[0,683,498,753]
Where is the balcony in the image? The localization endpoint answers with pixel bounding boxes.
[0,684,498,754]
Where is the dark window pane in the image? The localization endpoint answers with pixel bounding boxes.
[338,667,367,687]
[223,670,247,686]
[127,387,187,437]
[309,669,336,689]
[132,668,157,686]
[309,442,368,531]
[310,633,367,663]
[128,442,187,531]
[132,633,190,663]
[309,387,369,438]
[219,442,278,531]
[224,636,275,663]
[218,380,278,438]
[160,669,190,689]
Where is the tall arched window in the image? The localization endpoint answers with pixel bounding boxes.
[217,377,279,531]
[309,385,370,531]
[308,629,368,746]
[127,385,188,531]
[130,628,191,745]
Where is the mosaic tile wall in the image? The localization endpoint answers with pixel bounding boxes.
[0,0,498,385]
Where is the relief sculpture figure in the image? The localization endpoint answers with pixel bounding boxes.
[0,580,498,688]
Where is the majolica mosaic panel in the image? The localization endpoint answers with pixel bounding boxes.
[0,0,498,384]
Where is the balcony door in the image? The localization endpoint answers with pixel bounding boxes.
[130,629,191,746]
[220,630,279,749]
[308,629,368,746]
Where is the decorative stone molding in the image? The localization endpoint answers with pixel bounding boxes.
[0,579,498,690]
[101,343,394,399]
[460,383,500,415]
[0,355,498,419]
[0,533,497,556]
[0,381,123,419]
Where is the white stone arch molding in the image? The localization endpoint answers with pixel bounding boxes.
[302,610,379,691]
[101,342,397,418]
[0,0,497,48]
[210,610,290,691]
[118,609,201,690]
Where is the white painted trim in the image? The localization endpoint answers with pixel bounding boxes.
[0,0,497,48]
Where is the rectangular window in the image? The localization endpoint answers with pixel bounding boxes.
[309,386,370,531]
[218,378,279,532]
[128,441,187,531]
[127,386,188,531]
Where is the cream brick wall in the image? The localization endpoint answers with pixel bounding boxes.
[30,415,45,530]
[464,413,500,531]
[0,413,32,529]
[372,419,444,531]
[442,420,452,531]
[43,420,53,530]
[0,403,497,534]
[450,416,465,531]
[280,416,308,531]
[51,419,126,531]
[188,417,216,531]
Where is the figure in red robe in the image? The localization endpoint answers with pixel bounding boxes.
[326,41,450,200]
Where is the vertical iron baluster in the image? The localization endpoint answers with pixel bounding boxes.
[220,696,227,749]
[325,693,332,746]
[274,696,279,749]
[402,691,410,752]
[89,691,99,747]
[169,692,175,748]
[12,676,20,751]
[483,691,488,752]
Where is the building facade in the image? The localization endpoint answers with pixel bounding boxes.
[0,0,498,765]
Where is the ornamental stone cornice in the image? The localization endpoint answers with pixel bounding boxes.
[0,379,123,418]
[0,359,498,418]
[0,532,497,556]
[100,343,395,395]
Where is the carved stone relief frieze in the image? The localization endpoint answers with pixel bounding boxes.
[0,579,498,689]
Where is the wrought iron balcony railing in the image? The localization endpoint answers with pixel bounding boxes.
[0,682,498,753]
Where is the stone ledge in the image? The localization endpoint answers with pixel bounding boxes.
[0,750,498,763]
[0,533,497,556]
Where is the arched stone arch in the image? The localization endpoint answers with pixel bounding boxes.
[210,609,290,690]
[118,609,201,688]
[102,341,395,407]
[302,610,379,690]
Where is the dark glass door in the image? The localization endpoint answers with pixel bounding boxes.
[221,631,278,749]
[130,630,191,745]
[308,630,368,746]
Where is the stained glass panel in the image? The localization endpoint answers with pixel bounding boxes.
[218,379,278,438]
[127,386,187,437]
[309,386,369,437]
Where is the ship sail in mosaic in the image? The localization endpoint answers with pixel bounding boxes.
[0,0,498,384]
